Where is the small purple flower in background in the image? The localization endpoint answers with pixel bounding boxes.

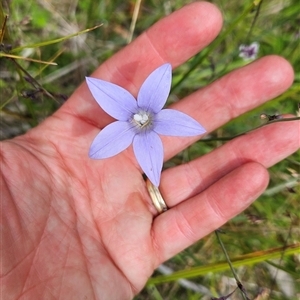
[86,63,206,186]
[239,42,259,60]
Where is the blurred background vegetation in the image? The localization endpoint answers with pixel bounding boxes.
[0,0,299,299]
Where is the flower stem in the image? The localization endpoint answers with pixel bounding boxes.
[215,230,250,300]
[200,117,300,142]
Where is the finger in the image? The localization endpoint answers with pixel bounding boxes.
[161,55,295,159]
[153,162,269,262]
[160,118,299,207]
[59,2,223,126]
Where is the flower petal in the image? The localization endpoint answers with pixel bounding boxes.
[137,63,172,113]
[153,109,206,136]
[89,121,135,159]
[133,131,163,187]
[86,77,138,121]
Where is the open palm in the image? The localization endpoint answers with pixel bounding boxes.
[1,2,299,299]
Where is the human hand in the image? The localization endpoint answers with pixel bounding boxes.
[1,2,299,299]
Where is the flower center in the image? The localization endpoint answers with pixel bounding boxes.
[133,112,151,128]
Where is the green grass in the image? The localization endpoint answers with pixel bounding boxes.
[1,0,299,299]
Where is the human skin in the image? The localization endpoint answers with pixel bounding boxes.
[1,2,299,299]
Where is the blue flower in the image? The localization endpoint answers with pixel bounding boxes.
[86,63,206,186]
[239,42,259,60]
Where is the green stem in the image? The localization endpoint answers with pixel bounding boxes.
[246,0,264,42]
[215,230,249,300]
[200,117,300,142]
[11,24,102,53]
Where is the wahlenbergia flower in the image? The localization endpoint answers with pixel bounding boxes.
[86,63,206,186]
[239,42,259,60]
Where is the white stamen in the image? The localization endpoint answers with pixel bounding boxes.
[133,114,143,122]
[141,114,149,124]
[133,112,150,126]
